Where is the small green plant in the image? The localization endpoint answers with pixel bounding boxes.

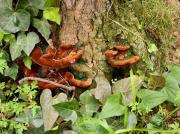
[0,81,39,134]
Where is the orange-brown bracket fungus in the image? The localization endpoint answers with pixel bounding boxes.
[64,72,92,88]
[19,43,92,90]
[105,45,140,67]
[31,45,83,69]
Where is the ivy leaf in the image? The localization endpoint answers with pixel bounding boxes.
[4,64,18,80]
[0,0,12,9]
[0,52,8,74]
[32,18,50,41]
[43,7,61,25]
[0,9,30,33]
[74,117,115,134]
[9,33,26,60]
[138,89,167,112]
[44,0,56,8]
[22,32,40,56]
[40,89,67,131]
[148,43,158,53]
[98,94,125,119]
[162,65,180,105]
[3,33,16,44]
[17,0,45,10]
[10,32,39,60]
[53,100,79,123]
[23,56,32,69]
[79,91,100,116]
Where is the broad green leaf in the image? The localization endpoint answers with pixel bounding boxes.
[40,89,67,131]
[0,0,12,9]
[23,6,39,17]
[148,43,158,53]
[23,56,32,69]
[98,94,125,119]
[162,65,180,105]
[79,91,100,116]
[74,117,115,134]
[9,33,26,60]
[112,76,142,106]
[4,64,18,80]
[53,100,79,123]
[43,7,61,25]
[32,18,50,41]
[0,9,30,33]
[138,89,167,112]
[3,34,16,44]
[22,32,40,56]
[10,32,39,60]
[17,0,45,10]
[44,0,56,8]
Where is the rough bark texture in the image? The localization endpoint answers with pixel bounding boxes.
[59,0,111,79]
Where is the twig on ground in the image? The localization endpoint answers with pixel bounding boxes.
[18,77,75,91]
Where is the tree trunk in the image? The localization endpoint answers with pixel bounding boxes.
[58,0,112,80]
[55,0,168,100]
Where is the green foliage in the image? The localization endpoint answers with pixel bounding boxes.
[23,56,32,69]
[0,81,39,134]
[53,100,79,123]
[43,7,61,25]
[74,117,115,134]
[21,32,40,56]
[162,65,180,105]
[138,90,167,112]
[4,63,18,80]
[32,18,51,41]
[137,65,180,112]
[147,43,158,53]
[98,94,125,119]
[9,32,39,60]
[0,0,60,62]
[0,9,30,33]
[0,0,61,133]
[0,0,12,9]
[44,0,57,8]
[17,0,45,10]
[79,91,100,116]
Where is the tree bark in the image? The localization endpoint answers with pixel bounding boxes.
[58,0,112,80]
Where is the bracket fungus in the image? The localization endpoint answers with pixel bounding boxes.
[105,45,140,67]
[19,43,92,90]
